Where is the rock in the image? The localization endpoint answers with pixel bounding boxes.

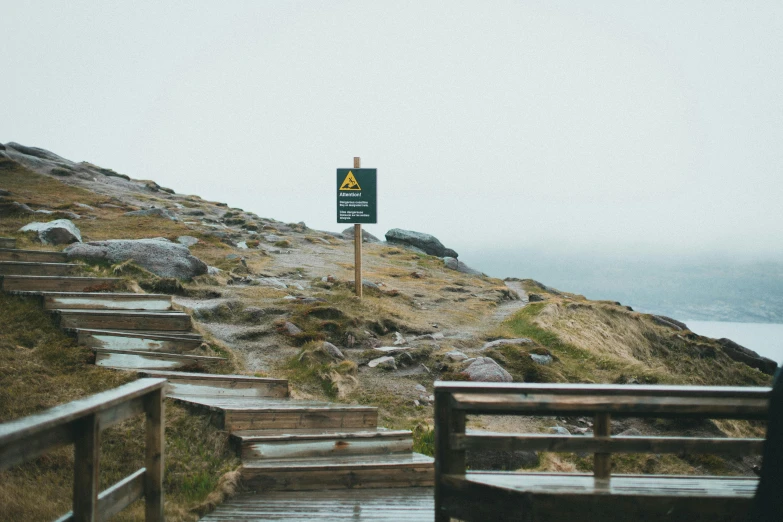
[281,322,302,336]
[393,332,406,346]
[374,346,414,354]
[64,238,208,280]
[368,356,396,370]
[264,234,282,242]
[413,399,420,407]
[445,350,468,362]
[207,266,222,275]
[550,426,571,436]
[481,338,533,350]
[362,280,379,290]
[443,256,482,276]
[177,235,199,247]
[717,338,777,375]
[528,293,545,302]
[185,209,205,216]
[124,208,178,221]
[385,228,458,258]
[0,189,9,197]
[74,203,95,210]
[20,219,81,245]
[414,384,427,393]
[462,357,513,382]
[651,315,688,331]
[530,354,553,365]
[322,342,344,360]
[410,271,425,279]
[237,241,249,250]
[413,333,445,342]
[342,227,381,243]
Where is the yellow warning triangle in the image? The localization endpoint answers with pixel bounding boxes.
[340,171,361,191]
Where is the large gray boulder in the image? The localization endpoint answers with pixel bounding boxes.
[20,219,81,245]
[65,238,208,280]
[385,228,458,258]
[462,357,513,382]
[342,227,381,243]
[443,256,482,275]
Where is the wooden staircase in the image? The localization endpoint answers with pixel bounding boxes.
[0,238,434,496]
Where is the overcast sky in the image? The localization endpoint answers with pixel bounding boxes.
[2,1,782,260]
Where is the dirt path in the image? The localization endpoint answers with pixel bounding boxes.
[442,280,528,341]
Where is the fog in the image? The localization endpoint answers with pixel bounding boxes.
[2,1,782,260]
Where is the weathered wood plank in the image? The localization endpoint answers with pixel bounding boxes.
[1,275,120,292]
[225,410,378,431]
[449,392,769,419]
[43,292,172,311]
[78,330,202,354]
[435,388,466,522]
[72,414,99,522]
[0,248,67,262]
[55,309,192,331]
[54,468,146,522]
[594,412,611,479]
[452,433,765,456]
[94,349,224,370]
[0,261,79,276]
[241,431,413,460]
[144,388,164,522]
[0,238,16,248]
[137,370,289,398]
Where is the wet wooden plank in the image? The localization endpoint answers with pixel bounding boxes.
[55,309,192,331]
[0,261,78,276]
[43,292,172,311]
[76,328,203,340]
[200,487,434,521]
[77,330,202,354]
[450,392,769,419]
[56,468,146,522]
[1,275,120,292]
[226,410,378,431]
[0,248,67,262]
[242,431,413,460]
[94,349,224,370]
[138,371,289,398]
[0,238,16,248]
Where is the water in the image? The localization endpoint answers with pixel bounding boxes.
[685,320,783,365]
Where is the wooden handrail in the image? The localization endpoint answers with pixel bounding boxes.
[434,381,772,522]
[0,378,167,522]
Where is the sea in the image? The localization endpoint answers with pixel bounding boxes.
[460,248,783,366]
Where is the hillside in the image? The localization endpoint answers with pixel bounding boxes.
[0,142,774,518]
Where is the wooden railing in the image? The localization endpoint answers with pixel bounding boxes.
[0,378,167,522]
[434,381,771,522]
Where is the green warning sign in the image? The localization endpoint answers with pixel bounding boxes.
[336,168,377,224]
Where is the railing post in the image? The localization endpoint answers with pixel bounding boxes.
[73,414,100,522]
[144,387,165,521]
[594,412,611,481]
[435,389,465,522]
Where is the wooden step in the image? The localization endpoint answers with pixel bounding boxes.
[38,292,172,311]
[0,248,67,263]
[0,261,79,276]
[232,428,413,461]
[79,328,204,340]
[137,370,289,399]
[94,348,225,370]
[0,238,16,249]
[53,309,192,331]
[241,453,434,491]
[170,396,378,431]
[1,275,120,292]
[77,329,203,354]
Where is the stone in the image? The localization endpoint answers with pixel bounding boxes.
[177,235,199,247]
[374,346,414,354]
[651,315,688,331]
[322,342,344,360]
[185,209,205,216]
[64,238,208,279]
[443,256,483,276]
[530,353,553,365]
[445,350,468,362]
[362,280,379,290]
[368,356,396,369]
[20,219,81,245]
[281,322,302,335]
[717,338,776,375]
[264,234,282,242]
[385,228,458,258]
[0,189,10,197]
[393,332,406,346]
[414,384,427,393]
[462,357,512,382]
[237,241,249,250]
[528,293,545,302]
[124,207,178,221]
[481,338,533,350]
[207,266,222,275]
[341,227,381,243]
[550,426,571,436]
[74,202,95,210]
[413,399,420,407]
[413,333,445,342]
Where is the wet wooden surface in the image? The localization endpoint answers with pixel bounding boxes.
[55,309,192,331]
[0,248,67,262]
[0,238,17,249]
[1,275,120,292]
[201,487,435,521]
[42,292,172,310]
[0,261,78,276]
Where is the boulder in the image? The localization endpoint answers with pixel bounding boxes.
[445,350,468,362]
[342,227,381,243]
[124,208,178,221]
[64,238,208,280]
[528,293,545,302]
[530,353,553,365]
[368,356,396,370]
[322,342,345,360]
[385,228,458,258]
[550,426,571,436]
[177,235,199,247]
[717,338,777,375]
[481,338,533,350]
[443,257,482,276]
[20,219,81,245]
[462,357,513,382]
[281,322,303,336]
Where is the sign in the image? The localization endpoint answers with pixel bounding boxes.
[336,168,377,224]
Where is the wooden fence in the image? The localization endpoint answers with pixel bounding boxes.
[0,378,167,522]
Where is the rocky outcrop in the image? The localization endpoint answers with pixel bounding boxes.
[717,338,777,375]
[124,208,178,221]
[19,219,82,245]
[652,315,688,331]
[65,238,208,280]
[462,357,513,382]
[342,227,380,243]
[385,229,458,258]
[443,256,482,276]
[481,338,533,350]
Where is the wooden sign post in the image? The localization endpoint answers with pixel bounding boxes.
[336,157,378,299]
[353,157,363,298]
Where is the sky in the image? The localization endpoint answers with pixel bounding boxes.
[2,1,782,261]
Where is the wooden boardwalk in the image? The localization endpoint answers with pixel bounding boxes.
[201,487,434,521]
